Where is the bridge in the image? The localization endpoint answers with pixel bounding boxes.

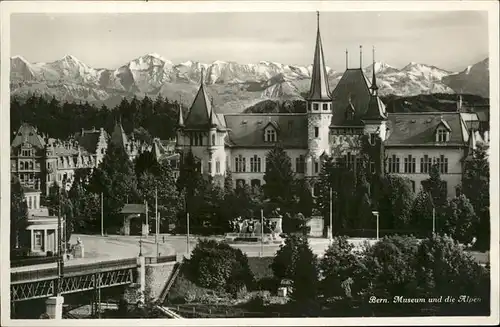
[10,255,180,318]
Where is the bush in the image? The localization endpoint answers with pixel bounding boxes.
[271,234,309,280]
[414,234,489,299]
[187,239,254,294]
[319,236,368,298]
[361,235,420,298]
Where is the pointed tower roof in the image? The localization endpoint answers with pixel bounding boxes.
[364,95,387,121]
[111,119,128,149]
[177,96,184,128]
[209,99,219,128]
[370,46,379,95]
[184,68,224,129]
[307,12,331,101]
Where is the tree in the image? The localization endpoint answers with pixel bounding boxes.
[410,189,434,234]
[263,144,295,211]
[462,144,490,250]
[378,175,414,230]
[90,141,138,230]
[187,239,254,294]
[415,234,489,300]
[422,164,447,212]
[353,166,372,229]
[137,161,180,233]
[361,235,420,298]
[442,194,478,244]
[320,236,368,298]
[176,150,203,211]
[11,178,28,251]
[291,178,313,218]
[46,183,74,242]
[68,168,100,233]
[272,234,310,281]
[290,240,319,305]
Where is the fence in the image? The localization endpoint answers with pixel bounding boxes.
[11,256,58,268]
[144,255,177,265]
[169,305,286,318]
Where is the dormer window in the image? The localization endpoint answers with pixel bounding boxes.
[436,128,449,142]
[265,129,277,142]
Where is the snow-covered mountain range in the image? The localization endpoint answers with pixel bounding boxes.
[10,54,489,112]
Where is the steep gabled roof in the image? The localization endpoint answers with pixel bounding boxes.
[330,69,372,126]
[11,123,46,149]
[74,128,109,154]
[225,113,308,148]
[385,112,468,146]
[307,12,331,101]
[364,95,388,121]
[436,118,452,131]
[111,120,128,148]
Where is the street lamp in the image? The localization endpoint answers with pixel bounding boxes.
[372,211,379,241]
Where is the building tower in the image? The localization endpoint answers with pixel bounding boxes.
[362,46,388,142]
[306,11,332,176]
[178,68,228,181]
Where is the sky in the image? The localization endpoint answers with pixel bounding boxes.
[10,11,489,72]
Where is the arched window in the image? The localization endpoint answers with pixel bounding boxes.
[250,155,261,172]
[235,155,246,172]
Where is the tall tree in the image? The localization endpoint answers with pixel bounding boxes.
[410,189,435,235]
[442,194,478,244]
[46,183,74,241]
[11,178,28,251]
[378,175,414,230]
[68,168,100,233]
[176,150,203,212]
[90,141,138,229]
[462,144,490,250]
[422,164,448,212]
[263,144,295,211]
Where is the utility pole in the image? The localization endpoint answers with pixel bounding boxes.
[100,192,104,236]
[186,212,190,258]
[432,207,436,234]
[145,200,149,237]
[260,209,264,258]
[57,190,64,296]
[157,212,161,258]
[155,186,158,244]
[329,187,333,242]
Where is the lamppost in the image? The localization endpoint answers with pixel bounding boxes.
[329,187,333,243]
[139,235,143,257]
[372,211,379,241]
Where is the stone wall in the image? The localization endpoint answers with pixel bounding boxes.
[144,261,177,303]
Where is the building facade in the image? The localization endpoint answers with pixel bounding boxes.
[11,124,108,196]
[175,13,489,198]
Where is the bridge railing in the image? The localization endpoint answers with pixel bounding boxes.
[11,256,58,268]
[64,258,138,276]
[11,267,57,283]
[145,255,177,265]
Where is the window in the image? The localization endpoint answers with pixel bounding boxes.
[404,155,416,173]
[211,134,216,146]
[345,152,355,170]
[410,180,416,192]
[250,155,261,173]
[369,160,376,174]
[436,155,448,174]
[34,231,42,248]
[192,133,203,146]
[313,103,319,111]
[47,174,51,182]
[29,162,34,170]
[295,155,305,173]
[314,161,319,174]
[314,127,319,138]
[420,155,432,174]
[388,155,400,173]
[436,128,448,142]
[369,133,377,145]
[208,161,212,174]
[216,161,220,174]
[21,149,31,157]
[27,196,32,209]
[313,184,320,197]
[235,155,246,173]
[265,129,277,142]
[251,179,261,188]
[323,103,329,111]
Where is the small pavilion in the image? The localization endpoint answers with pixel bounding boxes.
[121,204,148,236]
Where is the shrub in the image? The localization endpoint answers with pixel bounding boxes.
[271,234,309,280]
[414,234,489,299]
[319,236,368,298]
[361,235,420,298]
[187,239,254,294]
